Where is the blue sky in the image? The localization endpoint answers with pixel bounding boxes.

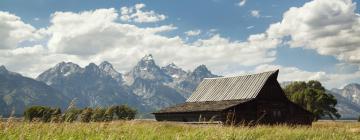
[0,0,360,88]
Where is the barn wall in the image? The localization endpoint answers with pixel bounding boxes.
[154,111,224,122]
[254,76,314,125]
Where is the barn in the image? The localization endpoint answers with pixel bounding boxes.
[153,70,314,125]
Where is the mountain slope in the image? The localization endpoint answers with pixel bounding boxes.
[37,62,146,111]
[330,84,360,119]
[175,65,218,98]
[124,54,172,85]
[125,55,186,110]
[0,66,68,116]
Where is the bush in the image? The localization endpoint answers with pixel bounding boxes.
[91,107,106,122]
[24,104,137,123]
[62,108,82,122]
[104,106,117,121]
[24,106,61,122]
[80,108,93,122]
[116,105,137,120]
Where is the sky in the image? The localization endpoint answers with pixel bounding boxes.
[0,0,360,89]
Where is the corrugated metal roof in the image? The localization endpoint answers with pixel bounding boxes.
[153,99,251,113]
[186,70,278,102]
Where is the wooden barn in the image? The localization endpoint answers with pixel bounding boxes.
[153,70,314,125]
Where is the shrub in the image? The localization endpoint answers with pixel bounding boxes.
[116,105,137,120]
[80,108,93,122]
[104,106,117,121]
[62,108,82,122]
[91,107,106,122]
[24,106,61,122]
[24,104,137,123]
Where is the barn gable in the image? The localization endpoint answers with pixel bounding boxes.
[155,70,279,114]
[186,70,278,102]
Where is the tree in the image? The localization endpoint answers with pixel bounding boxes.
[24,106,61,122]
[80,108,93,122]
[116,105,137,120]
[284,80,340,120]
[62,108,82,122]
[104,106,117,121]
[91,107,106,122]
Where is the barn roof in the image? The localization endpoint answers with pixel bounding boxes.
[186,70,279,102]
[153,99,251,114]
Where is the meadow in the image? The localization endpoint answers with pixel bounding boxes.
[0,119,359,140]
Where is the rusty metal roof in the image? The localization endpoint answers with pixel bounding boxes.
[186,70,279,102]
[153,99,251,113]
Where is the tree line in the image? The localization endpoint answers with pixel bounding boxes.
[24,105,136,122]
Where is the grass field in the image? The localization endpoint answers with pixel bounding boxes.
[1,119,359,140]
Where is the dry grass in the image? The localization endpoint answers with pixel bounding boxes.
[0,119,359,140]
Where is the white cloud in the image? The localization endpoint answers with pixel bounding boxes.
[185,29,201,36]
[1,0,360,89]
[266,0,360,65]
[0,11,38,49]
[250,10,260,18]
[120,3,166,23]
[238,0,247,7]
[0,7,278,78]
[254,64,360,88]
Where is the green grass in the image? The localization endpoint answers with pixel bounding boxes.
[1,119,359,140]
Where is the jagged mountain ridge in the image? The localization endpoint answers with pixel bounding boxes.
[35,54,218,114]
[37,62,145,111]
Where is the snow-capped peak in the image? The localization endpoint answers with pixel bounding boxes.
[98,61,123,81]
[99,61,115,72]
[168,63,178,69]
[142,54,154,61]
[0,65,7,72]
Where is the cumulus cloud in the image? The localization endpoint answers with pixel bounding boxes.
[237,0,247,7]
[254,64,360,88]
[1,0,360,89]
[0,11,39,49]
[120,3,166,23]
[0,7,279,78]
[250,10,260,18]
[266,0,360,65]
[185,29,201,36]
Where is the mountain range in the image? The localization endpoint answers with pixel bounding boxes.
[0,54,217,117]
[0,54,359,119]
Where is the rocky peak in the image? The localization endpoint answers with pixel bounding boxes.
[0,65,8,73]
[137,54,157,70]
[193,64,209,73]
[84,63,101,74]
[343,83,360,90]
[188,64,217,83]
[99,61,113,70]
[98,61,123,82]
[161,63,187,79]
[124,54,172,85]
[36,62,82,84]
[142,54,154,61]
[53,62,82,75]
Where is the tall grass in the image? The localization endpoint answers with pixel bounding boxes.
[0,120,359,140]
